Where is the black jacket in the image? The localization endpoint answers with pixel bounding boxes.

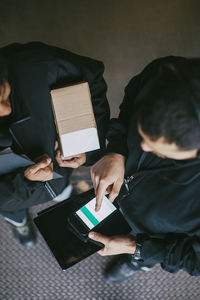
[0,42,110,211]
[107,56,200,276]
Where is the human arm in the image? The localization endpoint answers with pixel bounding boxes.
[0,170,46,212]
[134,233,200,276]
[91,76,142,210]
[89,231,200,276]
[91,153,125,211]
[0,154,53,211]
[88,231,136,256]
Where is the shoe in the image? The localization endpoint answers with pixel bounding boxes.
[104,255,154,283]
[10,219,37,248]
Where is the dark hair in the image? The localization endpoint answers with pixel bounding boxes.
[137,57,200,151]
[0,54,8,86]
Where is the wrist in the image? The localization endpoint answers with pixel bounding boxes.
[125,235,137,254]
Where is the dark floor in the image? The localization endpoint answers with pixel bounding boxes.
[1,211,200,300]
[1,168,200,300]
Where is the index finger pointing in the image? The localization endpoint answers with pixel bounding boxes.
[95,180,107,212]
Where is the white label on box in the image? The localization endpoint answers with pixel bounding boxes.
[61,127,100,157]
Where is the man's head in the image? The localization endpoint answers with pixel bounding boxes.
[137,56,200,160]
[0,55,11,116]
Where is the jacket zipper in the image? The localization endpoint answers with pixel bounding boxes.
[123,152,147,192]
[124,175,135,193]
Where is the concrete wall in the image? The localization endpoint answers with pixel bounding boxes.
[0,0,200,116]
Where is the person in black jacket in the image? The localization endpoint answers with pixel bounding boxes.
[90,56,200,281]
[0,42,110,248]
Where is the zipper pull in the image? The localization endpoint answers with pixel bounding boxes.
[124,178,129,193]
[126,175,135,183]
[122,176,135,196]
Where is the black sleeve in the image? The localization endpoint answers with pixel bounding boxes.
[0,169,50,212]
[106,75,141,157]
[137,233,200,276]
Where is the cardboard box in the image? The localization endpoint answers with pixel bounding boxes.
[51,82,100,157]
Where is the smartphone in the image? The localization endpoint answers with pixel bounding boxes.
[67,195,117,242]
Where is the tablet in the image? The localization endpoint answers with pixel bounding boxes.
[34,189,131,270]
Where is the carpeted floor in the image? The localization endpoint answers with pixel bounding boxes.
[1,168,200,300]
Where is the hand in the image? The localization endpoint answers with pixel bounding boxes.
[24,154,53,182]
[90,154,125,211]
[88,232,136,256]
[54,140,86,168]
[56,151,86,168]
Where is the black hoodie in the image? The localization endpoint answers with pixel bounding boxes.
[0,42,110,212]
[107,56,200,276]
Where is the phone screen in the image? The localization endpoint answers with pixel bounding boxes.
[76,195,117,230]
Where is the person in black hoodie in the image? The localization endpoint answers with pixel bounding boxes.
[90,56,200,281]
[0,42,110,248]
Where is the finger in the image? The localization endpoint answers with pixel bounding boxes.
[62,154,86,166]
[50,162,53,171]
[105,185,112,194]
[97,249,105,256]
[29,158,52,174]
[56,151,80,168]
[94,176,99,194]
[108,179,123,202]
[59,159,79,168]
[55,151,64,165]
[62,153,85,160]
[63,152,85,160]
[71,156,85,167]
[88,232,109,245]
[54,141,58,151]
[90,167,98,193]
[36,166,53,181]
[91,172,100,194]
[65,156,86,168]
[77,154,86,166]
[95,180,107,211]
[62,154,77,160]
[56,150,62,160]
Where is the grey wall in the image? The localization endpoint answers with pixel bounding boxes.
[1,0,200,116]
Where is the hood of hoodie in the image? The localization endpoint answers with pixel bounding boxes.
[124,56,200,186]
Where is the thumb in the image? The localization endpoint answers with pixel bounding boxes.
[88,232,109,245]
[31,158,52,173]
[54,141,58,151]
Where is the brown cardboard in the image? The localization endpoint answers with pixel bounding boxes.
[51,82,100,157]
